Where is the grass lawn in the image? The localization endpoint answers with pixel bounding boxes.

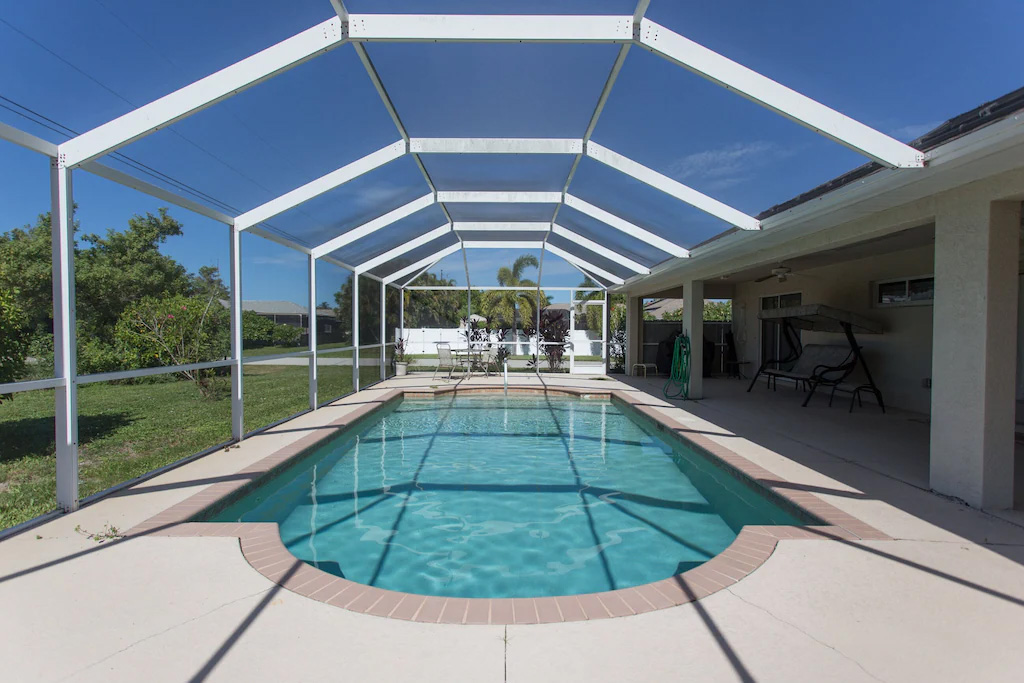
[0,364,316,530]
[242,341,355,358]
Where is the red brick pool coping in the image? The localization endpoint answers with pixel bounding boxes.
[128,385,890,625]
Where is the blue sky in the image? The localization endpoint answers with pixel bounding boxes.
[1,0,1021,304]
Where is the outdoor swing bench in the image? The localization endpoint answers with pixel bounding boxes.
[747,303,886,412]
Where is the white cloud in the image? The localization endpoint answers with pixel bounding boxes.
[889,121,941,142]
[251,255,303,267]
[667,141,792,189]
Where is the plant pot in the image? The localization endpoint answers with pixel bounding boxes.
[395,361,408,376]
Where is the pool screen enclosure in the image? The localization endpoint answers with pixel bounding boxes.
[0,0,924,519]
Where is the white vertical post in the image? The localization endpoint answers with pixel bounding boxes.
[309,254,318,409]
[51,160,78,512]
[399,287,405,342]
[684,279,705,399]
[603,291,610,374]
[569,289,576,374]
[229,224,244,439]
[626,296,640,374]
[353,274,360,392]
[536,249,544,372]
[380,280,386,381]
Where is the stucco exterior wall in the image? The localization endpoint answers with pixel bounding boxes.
[732,243,935,414]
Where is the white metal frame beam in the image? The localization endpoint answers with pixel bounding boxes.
[347,14,634,43]
[636,19,923,169]
[563,194,689,258]
[461,241,546,249]
[59,17,346,167]
[0,120,58,156]
[235,140,406,230]
[544,242,625,285]
[311,193,434,258]
[551,223,649,274]
[409,138,582,154]
[354,223,452,273]
[453,221,550,232]
[437,191,562,203]
[383,242,462,284]
[585,141,760,230]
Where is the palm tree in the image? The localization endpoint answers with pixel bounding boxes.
[479,254,546,335]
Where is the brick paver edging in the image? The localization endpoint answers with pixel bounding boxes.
[128,385,889,625]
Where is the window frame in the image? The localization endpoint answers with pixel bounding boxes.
[871,274,935,308]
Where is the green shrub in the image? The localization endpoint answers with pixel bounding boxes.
[114,294,229,394]
[241,309,301,349]
[271,321,302,347]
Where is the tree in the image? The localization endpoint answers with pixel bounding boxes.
[114,294,230,395]
[189,265,228,300]
[704,300,732,321]
[478,255,546,330]
[332,273,396,345]
[650,300,731,321]
[0,284,30,400]
[399,271,467,329]
[575,276,607,331]
[0,211,66,334]
[75,208,193,341]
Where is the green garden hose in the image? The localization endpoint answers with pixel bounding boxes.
[663,334,691,400]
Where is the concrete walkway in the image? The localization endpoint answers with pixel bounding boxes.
[2,374,1023,682]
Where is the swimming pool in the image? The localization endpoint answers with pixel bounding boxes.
[203,393,812,598]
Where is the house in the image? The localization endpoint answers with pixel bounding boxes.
[229,300,346,344]
[622,85,1024,510]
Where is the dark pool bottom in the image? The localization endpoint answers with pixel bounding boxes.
[199,391,818,599]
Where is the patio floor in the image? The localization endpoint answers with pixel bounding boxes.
[2,373,1024,682]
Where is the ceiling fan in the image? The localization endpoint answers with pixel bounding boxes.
[754,266,793,283]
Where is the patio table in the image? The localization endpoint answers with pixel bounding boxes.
[453,348,485,376]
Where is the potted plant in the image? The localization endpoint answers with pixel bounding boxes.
[394,337,411,376]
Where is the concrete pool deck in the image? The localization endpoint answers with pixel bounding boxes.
[3,374,1024,681]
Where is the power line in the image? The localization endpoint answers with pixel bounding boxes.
[0,16,314,246]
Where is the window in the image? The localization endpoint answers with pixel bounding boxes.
[873,276,934,307]
[324,324,332,334]
[760,292,802,370]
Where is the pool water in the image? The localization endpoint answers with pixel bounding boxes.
[206,395,808,598]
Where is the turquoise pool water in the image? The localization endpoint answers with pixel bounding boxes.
[206,395,809,598]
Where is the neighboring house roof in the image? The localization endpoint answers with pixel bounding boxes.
[215,299,307,315]
[242,300,306,315]
[643,298,684,318]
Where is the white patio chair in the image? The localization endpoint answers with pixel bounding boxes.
[433,342,466,381]
[481,346,499,376]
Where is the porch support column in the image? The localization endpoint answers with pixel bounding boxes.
[308,254,318,409]
[353,274,360,392]
[569,288,576,374]
[684,279,705,399]
[399,287,405,340]
[930,198,1020,509]
[603,291,610,374]
[229,223,243,439]
[380,280,386,381]
[51,160,79,511]
[626,295,641,374]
